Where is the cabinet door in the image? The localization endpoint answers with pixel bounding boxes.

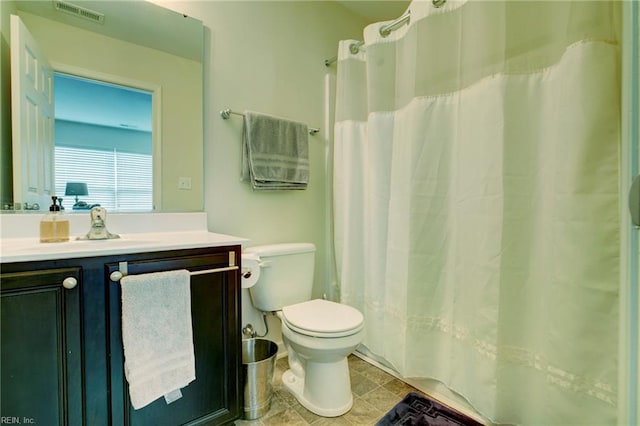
[1,267,83,426]
[107,249,241,425]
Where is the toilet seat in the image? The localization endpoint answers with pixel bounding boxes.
[281,299,364,338]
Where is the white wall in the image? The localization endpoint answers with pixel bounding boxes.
[189,1,366,291]
[151,1,367,342]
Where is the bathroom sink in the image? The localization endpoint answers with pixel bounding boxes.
[74,237,154,246]
[1,228,248,263]
[8,236,156,255]
[0,212,249,264]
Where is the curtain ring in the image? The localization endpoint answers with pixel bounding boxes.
[349,41,364,55]
[433,0,446,8]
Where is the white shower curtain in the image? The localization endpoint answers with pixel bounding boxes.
[333,1,621,425]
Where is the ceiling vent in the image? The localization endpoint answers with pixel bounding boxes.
[53,1,105,24]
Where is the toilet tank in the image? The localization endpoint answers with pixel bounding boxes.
[244,243,315,312]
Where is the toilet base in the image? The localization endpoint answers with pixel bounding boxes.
[282,359,353,417]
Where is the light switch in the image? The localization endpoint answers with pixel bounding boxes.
[178,177,192,190]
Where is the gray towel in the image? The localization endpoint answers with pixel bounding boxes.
[242,111,309,190]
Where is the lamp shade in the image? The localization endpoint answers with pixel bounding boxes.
[65,182,88,196]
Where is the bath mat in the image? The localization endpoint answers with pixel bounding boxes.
[376,392,484,426]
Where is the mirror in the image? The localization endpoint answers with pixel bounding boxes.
[1,0,204,212]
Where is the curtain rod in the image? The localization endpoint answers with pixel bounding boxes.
[219,109,320,135]
[324,11,411,66]
[379,10,411,37]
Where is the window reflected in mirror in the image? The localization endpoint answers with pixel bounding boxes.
[53,73,153,211]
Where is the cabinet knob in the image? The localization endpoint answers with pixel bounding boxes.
[110,271,123,282]
[62,277,78,289]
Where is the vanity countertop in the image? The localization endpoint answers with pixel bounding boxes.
[0,212,248,263]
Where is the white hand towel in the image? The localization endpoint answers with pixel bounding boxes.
[120,269,195,409]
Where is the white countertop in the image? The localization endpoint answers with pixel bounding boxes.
[0,212,248,263]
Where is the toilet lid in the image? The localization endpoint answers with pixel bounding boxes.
[281,299,364,337]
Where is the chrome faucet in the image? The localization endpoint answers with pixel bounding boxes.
[79,206,120,240]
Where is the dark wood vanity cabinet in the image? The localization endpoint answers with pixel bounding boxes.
[106,249,242,426]
[1,245,242,426]
[0,267,83,426]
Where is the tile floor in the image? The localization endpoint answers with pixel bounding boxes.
[235,354,427,425]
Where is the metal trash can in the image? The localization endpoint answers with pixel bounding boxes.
[242,338,278,420]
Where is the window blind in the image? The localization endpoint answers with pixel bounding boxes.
[55,146,152,211]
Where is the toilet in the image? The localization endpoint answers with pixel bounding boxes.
[242,243,364,417]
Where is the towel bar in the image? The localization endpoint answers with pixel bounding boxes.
[110,265,239,283]
[220,108,320,135]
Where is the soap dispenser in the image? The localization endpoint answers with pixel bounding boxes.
[40,196,70,243]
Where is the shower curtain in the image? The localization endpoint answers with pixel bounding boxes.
[333,1,621,425]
